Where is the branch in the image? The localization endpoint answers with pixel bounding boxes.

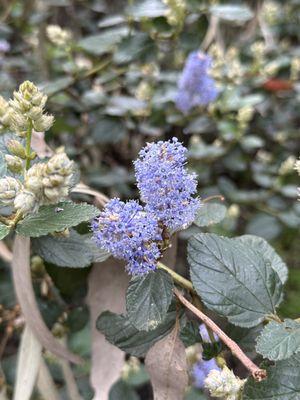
[157,262,196,295]
[174,288,267,382]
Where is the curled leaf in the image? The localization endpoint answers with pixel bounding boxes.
[145,321,188,400]
[12,235,83,364]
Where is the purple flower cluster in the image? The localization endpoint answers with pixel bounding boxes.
[175,51,218,113]
[0,39,10,53]
[199,324,219,343]
[134,138,200,232]
[192,358,221,389]
[91,199,162,275]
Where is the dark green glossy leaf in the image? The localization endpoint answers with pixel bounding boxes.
[189,233,283,327]
[180,320,202,347]
[96,307,178,357]
[236,234,288,284]
[114,33,155,64]
[32,230,93,268]
[243,354,300,399]
[0,222,10,240]
[91,116,126,144]
[256,319,300,361]
[16,202,99,237]
[78,27,129,55]
[126,270,174,331]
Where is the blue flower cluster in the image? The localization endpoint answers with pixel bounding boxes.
[92,138,200,275]
[199,324,219,343]
[192,358,221,389]
[175,51,218,113]
[91,199,162,275]
[134,138,200,232]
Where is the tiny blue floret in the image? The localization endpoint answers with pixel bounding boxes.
[192,358,221,389]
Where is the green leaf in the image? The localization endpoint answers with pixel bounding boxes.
[194,203,227,227]
[96,307,178,357]
[39,77,74,96]
[0,223,10,240]
[188,233,283,327]
[126,270,174,331]
[210,5,253,23]
[0,151,7,178]
[256,319,300,361]
[32,230,93,268]
[185,388,207,400]
[243,354,300,399]
[113,32,155,64]
[180,321,202,347]
[236,235,288,284]
[78,27,129,55]
[84,235,110,263]
[16,202,99,237]
[91,116,126,144]
[126,0,167,19]
[109,380,139,400]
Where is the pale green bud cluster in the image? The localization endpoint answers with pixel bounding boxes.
[237,105,255,131]
[135,81,153,101]
[46,25,72,47]
[23,151,74,206]
[0,95,11,130]
[5,155,23,173]
[209,45,244,85]
[0,177,22,206]
[121,357,141,381]
[8,81,54,137]
[295,158,300,176]
[290,57,300,81]
[204,366,246,400]
[262,1,280,25]
[278,155,296,175]
[163,0,186,30]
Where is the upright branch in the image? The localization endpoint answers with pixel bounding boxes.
[174,288,267,382]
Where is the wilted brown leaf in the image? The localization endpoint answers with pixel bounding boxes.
[145,320,188,400]
[11,235,83,365]
[86,259,129,400]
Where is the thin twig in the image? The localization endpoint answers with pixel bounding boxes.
[203,194,225,203]
[174,288,267,382]
[157,262,197,295]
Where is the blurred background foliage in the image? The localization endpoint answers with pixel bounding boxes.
[0,0,299,398]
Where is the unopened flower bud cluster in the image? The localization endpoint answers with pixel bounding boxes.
[0,81,54,137]
[204,366,246,400]
[163,0,186,30]
[46,25,72,47]
[209,45,244,85]
[0,81,75,216]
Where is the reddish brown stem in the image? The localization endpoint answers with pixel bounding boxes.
[174,288,267,382]
[203,194,225,203]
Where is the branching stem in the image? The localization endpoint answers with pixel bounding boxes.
[157,262,196,294]
[174,288,267,382]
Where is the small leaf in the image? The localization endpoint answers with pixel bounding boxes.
[145,322,188,400]
[91,116,126,144]
[113,32,155,64]
[180,321,202,347]
[126,0,167,19]
[256,319,300,361]
[243,354,300,400]
[39,77,74,97]
[32,230,93,268]
[16,202,99,237]
[96,306,178,357]
[236,234,288,284]
[0,223,10,240]
[78,27,129,55]
[188,233,283,327]
[194,203,227,227]
[84,235,110,263]
[210,4,253,22]
[126,270,174,331]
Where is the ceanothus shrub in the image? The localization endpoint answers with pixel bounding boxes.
[0,80,298,400]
